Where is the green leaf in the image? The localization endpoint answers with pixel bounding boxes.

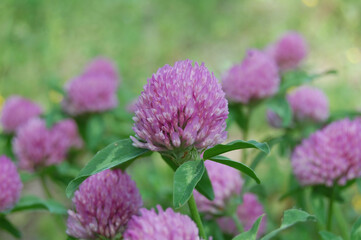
[195,168,215,201]
[173,160,205,208]
[66,139,149,198]
[233,214,265,240]
[261,209,317,240]
[203,140,269,160]
[0,215,21,238]
[351,215,361,240]
[162,155,214,201]
[229,104,247,131]
[11,195,67,215]
[319,231,342,240]
[266,96,292,127]
[209,155,260,184]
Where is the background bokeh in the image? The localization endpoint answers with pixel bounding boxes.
[0,0,361,239]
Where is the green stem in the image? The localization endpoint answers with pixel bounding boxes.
[40,175,52,199]
[232,213,244,233]
[334,204,349,240]
[326,186,335,231]
[188,194,207,239]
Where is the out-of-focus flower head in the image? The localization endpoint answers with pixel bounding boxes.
[292,118,361,186]
[266,86,329,128]
[0,155,23,212]
[62,57,119,115]
[131,60,228,162]
[266,31,308,71]
[217,193,267,237]
[13,118,82,171]
[194,161,243,214]
[0,96,42,133]
[124,205,201,240]
[67,169,142,239]
[287,86,329,123]
[222,49,280,104]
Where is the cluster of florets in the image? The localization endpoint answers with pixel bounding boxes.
[123,206,201,240]
[292,118,361,186]
[0,96,42,133]
[0,156,23,212]
[131,60,228,156]
[13,118,82,171]
[62,57,120,115]
[222,49,280,104]
[266,31,308,71]
[267,86,329,128]
[67,169,142,239]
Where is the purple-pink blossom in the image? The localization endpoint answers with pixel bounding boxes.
[131,60,228,153]
[13,118,82,171]
[123,205,201,240]
[0,96,42,133]
[67,169,142,239]
[217,193,267,237]
[266,86,329,128]
[0,155,23,211]
[292,118,361,186]
[222,49,280,104]
[194,161,243,214]
[266,31,308,71]
[62,57,119,115]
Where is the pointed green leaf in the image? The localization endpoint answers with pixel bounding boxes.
[261,209,317,240]
[162,155,214,201]
[11,195,67,215]
[173,160,205,208]
[319,231,342,240]
[66,139,149,198]
[351,215,361,240]
[209,155,260,184]
[0,215,21,238]
[233,214,265,240]
[195,168,215,201]
[203,140,269,160]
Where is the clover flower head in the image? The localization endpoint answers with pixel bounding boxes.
[217,193,266,237]
[0,96,42,133]
[194,161,243,214]
[124,205,201,240]
[292,118,361,186]
[67,169,142,239]
[222,49,280,104]
[267,31,308,71]
[0,156,23,212]
[131,60,228,157]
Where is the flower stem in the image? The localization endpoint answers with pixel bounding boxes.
[334,204,350,240]
[40,175,52,199]
[188,194,207,239]
[326,186,335,231]
[232,213,244,233]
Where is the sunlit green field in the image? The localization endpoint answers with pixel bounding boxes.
[1,0,361,239]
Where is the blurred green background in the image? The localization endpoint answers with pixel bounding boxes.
[1,0,361,239]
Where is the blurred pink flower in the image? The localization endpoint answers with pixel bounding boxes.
[292,118,361,186]
[62,57,119,115]
[217,193,267,238]
[0,96,42,133]
[13,118,82,171]
[0,155,23,211]
[124,205,201,240]
[194,161,243,214]
[266,31,308,71]
[222,49,280,104]
[67,169,142,239]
